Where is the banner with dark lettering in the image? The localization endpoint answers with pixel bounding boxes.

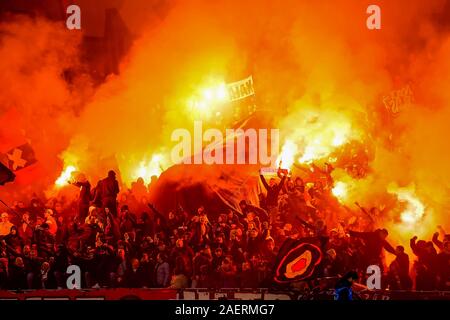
[227,76,255,102]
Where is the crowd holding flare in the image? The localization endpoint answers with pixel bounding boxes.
[1,1,449,295]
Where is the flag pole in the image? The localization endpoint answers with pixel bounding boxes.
[0,198,31,227]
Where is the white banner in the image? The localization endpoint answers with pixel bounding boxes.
[227,76,255,102]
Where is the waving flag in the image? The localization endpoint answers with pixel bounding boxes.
[2,143,37,171]
[272,237,327,284]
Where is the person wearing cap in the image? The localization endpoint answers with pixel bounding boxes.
[0,212,14,237]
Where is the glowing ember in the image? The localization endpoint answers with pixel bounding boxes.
[55,165,76,187]
[332,181,348,202]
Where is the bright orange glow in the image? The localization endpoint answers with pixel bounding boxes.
[55,165,76,187]
[277,140,298,170]
[188,81,229,119]
[2,0,449,251]
[332,181,348,202]
[388,185,425,227]
[298,121,354,163]
[132,154,164,184]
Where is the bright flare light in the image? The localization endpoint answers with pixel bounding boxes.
[332,181,348,202]
[286,112,356,164]
[202,89,214,101]
[398,191,425,225]
[332,130,348,147]
[215,84,228,100]
[133,154,164,184]
[55,165,76,187]
[298,138,328,163]
[188,81,229,118]
[388,185,425,226]
[277,140,298,170]
[298,128,350,163]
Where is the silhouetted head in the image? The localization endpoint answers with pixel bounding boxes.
[378,228,388,240]
[396,245,405,255]
[269,178,277,187]
[344,271,359,284]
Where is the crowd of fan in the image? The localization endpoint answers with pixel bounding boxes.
[0,166,448,291]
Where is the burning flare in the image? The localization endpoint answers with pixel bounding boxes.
[277,140,298,170]
[187,81,229,120]
[298,122,352,163]
[332,181,348,202]
[133,154,165,184]
[388,184,426,226]
[278,109,360,168]
[55,166,76,187]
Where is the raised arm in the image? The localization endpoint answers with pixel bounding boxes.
[72,181,88,188]
[383,240,396,255]
[348,230,371,243]
[259,173,269,191]
[278,174,287,191]
[410,236,419,256]
[432,232,443,250]
[348,230,366,237]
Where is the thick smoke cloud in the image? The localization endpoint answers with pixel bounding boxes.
[0,15,87,195]
[1,1,449,240]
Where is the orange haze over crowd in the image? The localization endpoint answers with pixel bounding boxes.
[1,0,450,248]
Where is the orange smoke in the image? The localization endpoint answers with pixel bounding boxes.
[1,0,450,243]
